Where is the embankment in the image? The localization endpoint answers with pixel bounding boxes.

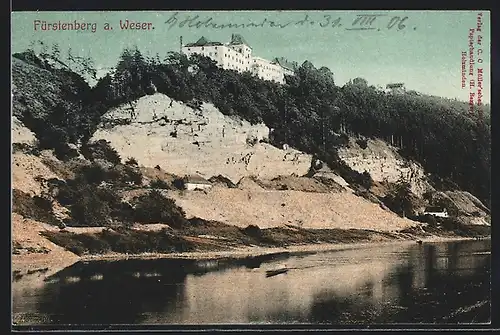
[12,218,489,274]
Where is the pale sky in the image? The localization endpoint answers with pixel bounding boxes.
[11,10,491,103]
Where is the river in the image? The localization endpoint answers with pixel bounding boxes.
[12,239,491,326]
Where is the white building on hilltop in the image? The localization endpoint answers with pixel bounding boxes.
[181,34,295,84]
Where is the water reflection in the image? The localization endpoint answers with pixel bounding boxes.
[12,239,490,325]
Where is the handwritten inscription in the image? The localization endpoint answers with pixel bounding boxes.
[32,13,412,34]
[346,14,385,30]
[164,12,415,32]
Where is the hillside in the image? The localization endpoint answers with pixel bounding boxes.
[10,48,490,266]
[12,54,91,121]
[91,93,311,183]
[167,185,415,231]
[90,93,427,231]
[338,137,434,197]
[12,53,102,157]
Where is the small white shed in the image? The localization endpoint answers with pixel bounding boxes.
[423,206,449,218]
[184,174,212,191]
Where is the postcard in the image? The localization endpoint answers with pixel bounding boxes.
[11,10,491,328]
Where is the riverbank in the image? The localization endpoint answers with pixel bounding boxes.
[12,220,490,275]
[80,235,483,262]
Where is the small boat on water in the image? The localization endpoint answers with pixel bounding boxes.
[265,268,288,278]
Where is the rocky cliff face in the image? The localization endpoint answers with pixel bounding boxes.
[91,93,312,183]
[338,137,435,197]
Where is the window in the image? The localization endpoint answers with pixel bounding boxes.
[209,52,212,56]
[188,48,191,51]
[202,47,204,50]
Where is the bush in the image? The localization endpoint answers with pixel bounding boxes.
[111,201,135,224]
[56,160,145,226]
[424,214,438,226]
[79,164,108,184]
[149,178,170,189]
[111,165,143,186]
[41,178,67,198]
[132,190,187,228]
[172,177,186,190]
[81,140,121,165]
[125,157,138,166]
[242,224,262,238]
[382,181,418,217]
[70,192,113,226]
[77,162,143,186]
[73,233,111,254]
[123,165,143,185]
[41,231,87,256]
[356,138,368,149]
[12,189,61,226]
[12,142,40,155]
[68,245,86,256]
[53,142,80,161]
[360,171,373,189]
[57,179,122,226]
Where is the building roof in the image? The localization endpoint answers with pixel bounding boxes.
[184,34,251,49]
[424,206,446,212]
[184,36,224,47]
[229,33,250,47]
[272,57,297,72]
[386,83,405,89]
[253,56,272,63]
[184,174,212,185]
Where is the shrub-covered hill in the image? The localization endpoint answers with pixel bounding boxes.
[11,48,491,207]
[12,51,103,157]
